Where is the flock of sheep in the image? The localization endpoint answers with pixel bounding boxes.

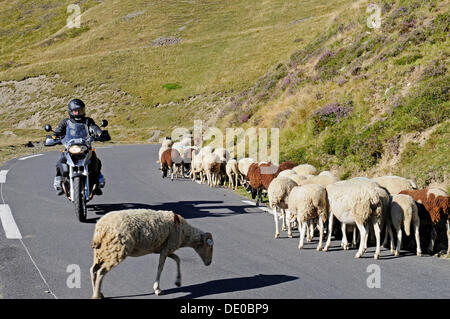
[89,135,449,299]
[158,135,449,260]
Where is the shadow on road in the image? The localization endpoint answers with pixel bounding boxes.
[108,273,298,299]
[85,200,259,222]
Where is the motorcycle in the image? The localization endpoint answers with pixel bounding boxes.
[44,120,110,222]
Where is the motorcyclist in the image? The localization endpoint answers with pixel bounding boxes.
[53,99,105,196]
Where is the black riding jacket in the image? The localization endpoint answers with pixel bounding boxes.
[53,117,102,138]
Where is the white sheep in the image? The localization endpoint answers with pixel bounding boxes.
[90,209,213,298]
[267,177,298,238]
[372,175,417,194]
[288,184,329,251]
[344,177,391,252]
[389,194,421,256]
[225,159,239,190]
[292,164,318,176]
[190,148,204,182]
[202,152,221,187]
[296,174,339,187]
[324,181,383,259]
[277,169,297,178]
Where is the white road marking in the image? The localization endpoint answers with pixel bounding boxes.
[0,170,7,183]
[0,204,22,239]
[18,154,44,161]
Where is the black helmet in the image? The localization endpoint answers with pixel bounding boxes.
[68,99,86,121]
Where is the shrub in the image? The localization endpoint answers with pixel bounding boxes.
[312,102,353,135]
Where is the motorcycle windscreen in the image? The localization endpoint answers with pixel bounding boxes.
[62,121,90,147]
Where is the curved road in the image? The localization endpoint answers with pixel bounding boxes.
[0,144,448,299]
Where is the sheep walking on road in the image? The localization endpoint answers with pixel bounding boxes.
[90,209,213,299]
[268,177,298,238]
[161,148,183,181]
[389,194,422,256]
[288,184,329,251]
[226,159,239,190]
[325,181,383,259]
[399,188,449,255]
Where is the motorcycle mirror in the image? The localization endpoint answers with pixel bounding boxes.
[101,120,108,128]
[44,124,52,132]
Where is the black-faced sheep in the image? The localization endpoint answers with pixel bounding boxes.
[90,209,213,298]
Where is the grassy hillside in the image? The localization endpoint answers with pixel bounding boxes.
[0,0,448,190]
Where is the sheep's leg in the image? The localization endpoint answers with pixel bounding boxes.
[273,207,280,239]
[168,253,182,287]
[287,210,293,238]
[281,209,287,232]
[91,265,108,299]
[317,218,324,251]
[234,173,238,190]
[298,219,307,249]
[307,220,314,242]
[393,224,402,257]
[341,223,349,250]
[352,226,357,248]
[323,213,334,251]
[355,222,368,258]
[428,226,437,254]
[256,188,261,206]
[373,218,381,260]
[154,253,168,296]
[414,220,422,257]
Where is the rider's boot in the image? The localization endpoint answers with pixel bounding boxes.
[53,176,64,196]
[98,174,105,188]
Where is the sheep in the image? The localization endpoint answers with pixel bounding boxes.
[292,164,318,176]
[288,184,329,251]
[343,177,391,252]
[324,181,383,259]
[90,209,213,298]
[160,148,183,181]
[389,194,421,256]
[296,174,339,187]
[190,148,204,182]
[246,161,300,206]
[214,148,230,185]
[267,177,298,238]
[202,152,221,187]
[225,159,239,190]
[318,170,337,178]
[372,175,417,194]
[399,189,449,255]
[158,137,174,169]
[277,169,297,178]
[237,157,255,185]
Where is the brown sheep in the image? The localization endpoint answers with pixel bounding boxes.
[399,189,449,254]
[245,161,296,206]
[161,148,183,180]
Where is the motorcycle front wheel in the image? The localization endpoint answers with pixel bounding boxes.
[73,176,87,222]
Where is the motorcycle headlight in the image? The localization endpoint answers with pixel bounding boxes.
[68,145,87,154]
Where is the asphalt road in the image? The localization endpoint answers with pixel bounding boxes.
[0,144,448,299]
